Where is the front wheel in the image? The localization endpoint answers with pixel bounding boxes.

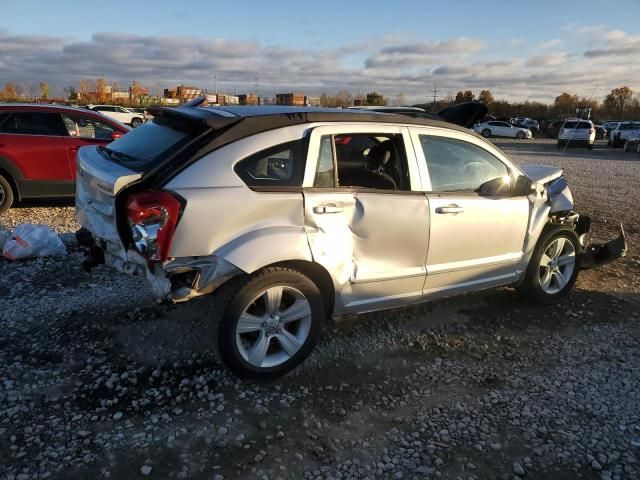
[211,267,324,380]
[481,129,491,138]
[516,131,525,139]
[131,117,143,128]
[517,225,581,304]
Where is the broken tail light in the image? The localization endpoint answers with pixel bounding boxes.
[125,190,183,262]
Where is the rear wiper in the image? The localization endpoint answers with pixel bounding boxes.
[98,145,138,163]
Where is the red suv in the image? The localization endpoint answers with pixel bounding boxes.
[0,104,129,213]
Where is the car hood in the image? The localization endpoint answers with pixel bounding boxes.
[520,164,563,184]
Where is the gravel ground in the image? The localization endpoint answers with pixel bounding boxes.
[1,139,639,480]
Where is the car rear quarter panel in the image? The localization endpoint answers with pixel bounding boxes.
[165,125,313,273]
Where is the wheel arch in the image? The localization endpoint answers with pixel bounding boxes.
[266,259,336,318]
[0,156,23,200]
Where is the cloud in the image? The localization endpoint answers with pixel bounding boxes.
[0,27,639,104]
[535,39,562,50]
[526,52,569,67]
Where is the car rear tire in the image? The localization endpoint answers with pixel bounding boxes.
[517,225,581,304]
[210,266,324,380]
[516,131,525,139]
[0,173,14,215]
[131,118,143,128]
[481,129,491,138]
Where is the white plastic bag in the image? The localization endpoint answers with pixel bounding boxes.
[0,229,10,251]
[2,224,67,260]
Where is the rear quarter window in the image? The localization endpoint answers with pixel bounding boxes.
[234,140,306,189]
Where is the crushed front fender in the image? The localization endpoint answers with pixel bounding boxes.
[580,224,627,269]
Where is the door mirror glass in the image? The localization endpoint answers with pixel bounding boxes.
[477,176,512,197]
[512,175,533,196]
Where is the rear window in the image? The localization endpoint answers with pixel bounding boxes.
[563,122,591,129]
[103,118,201,171]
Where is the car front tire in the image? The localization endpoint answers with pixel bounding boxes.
[517,225,581,304]
[131,118,143,128]
[481,129,491,138]
[0,173,15,214]
[210,266,324,380]
[516,131,525,139]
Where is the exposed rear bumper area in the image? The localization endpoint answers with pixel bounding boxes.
[580,224,627,269]
[77,228,240,303]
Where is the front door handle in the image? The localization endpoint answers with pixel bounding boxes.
[435,205,464,214]
[313,205,343,214]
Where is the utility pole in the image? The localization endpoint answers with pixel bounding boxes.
[432,83,440,109]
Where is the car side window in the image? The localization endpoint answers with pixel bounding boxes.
[312,133,410,191]
[419,135,509,192]
[0,112,67,136]
[234,140,305,188]
[62,114,117,140]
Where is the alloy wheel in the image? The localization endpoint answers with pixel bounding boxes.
[0,183,5,207]
[235,285,312,368]
[538,237,576,294]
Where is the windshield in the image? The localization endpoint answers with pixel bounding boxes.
[103,117,204,171]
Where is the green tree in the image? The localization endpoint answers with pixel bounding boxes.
[366,91,386,106]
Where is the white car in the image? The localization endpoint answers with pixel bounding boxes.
[557,119,596,150]
[86,105,145,128]
[609,121,640,148]
[474,121,532,139]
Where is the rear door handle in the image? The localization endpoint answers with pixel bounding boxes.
[435,205,464,214]
[313,205,343,214]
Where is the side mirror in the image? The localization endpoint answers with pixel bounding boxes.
[513,175,533,196]
[477,176,512,197]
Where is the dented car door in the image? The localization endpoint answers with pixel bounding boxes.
[302,125,429,315]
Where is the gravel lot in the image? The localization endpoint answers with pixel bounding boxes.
[1,138,639,480]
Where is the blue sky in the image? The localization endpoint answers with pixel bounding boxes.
[2,0,640,102]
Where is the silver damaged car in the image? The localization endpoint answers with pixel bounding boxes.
[76,100,626,379]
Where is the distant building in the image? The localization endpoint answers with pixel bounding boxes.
[164,85,202,103]
[161,98,180,105]
[305,96,321,107]
[223,95,239,105]
[238,94,259,105]
[111,90,129,101]
[276,93,305,106]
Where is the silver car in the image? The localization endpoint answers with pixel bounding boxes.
[75,102,626,379]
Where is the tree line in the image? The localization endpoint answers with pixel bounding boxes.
[0,79,638,120]
[419,87,640,121]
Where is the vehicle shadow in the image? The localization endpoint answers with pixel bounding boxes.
[12,198,75,209]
